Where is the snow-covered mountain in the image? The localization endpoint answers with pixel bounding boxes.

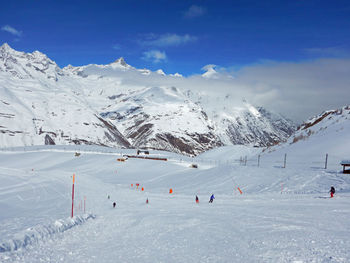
[0,43,295,155]
[263,105,350,161]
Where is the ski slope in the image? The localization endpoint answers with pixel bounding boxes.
[1,145,350,262]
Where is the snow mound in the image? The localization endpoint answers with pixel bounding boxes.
[0,214,96,253]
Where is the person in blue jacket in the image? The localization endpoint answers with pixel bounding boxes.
[209,194,215,203]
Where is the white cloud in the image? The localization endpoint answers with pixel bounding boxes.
[230,58,350,122]
[1,25,22,37]
[125,58,350,123]
[184,5,206,18]
[141,33,197,47]
[142,50,167,63]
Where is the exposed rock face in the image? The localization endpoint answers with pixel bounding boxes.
[45,134,55,145]
[223,107,295,147]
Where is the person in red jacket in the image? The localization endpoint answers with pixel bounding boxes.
[329,186,335,198]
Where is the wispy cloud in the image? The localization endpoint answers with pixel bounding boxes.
[140,33,197,47]
[1,25,22,37]
[142,50,167,63]
[304,46,350,57]
[112,44,121,50]
[184,5,206,19]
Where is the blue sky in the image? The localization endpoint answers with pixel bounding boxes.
[1,0,350,75]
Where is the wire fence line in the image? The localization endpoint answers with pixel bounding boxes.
[0,146,347,171]
[175,153,347,171]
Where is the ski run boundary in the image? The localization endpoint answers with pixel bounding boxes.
[0,214,96,253]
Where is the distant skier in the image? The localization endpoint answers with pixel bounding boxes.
[113,202,116,208]
[329,186,335,198]
[146,198,149,204]
[196,195,199,204]
[209,194,215,203]
[108,195,110,199]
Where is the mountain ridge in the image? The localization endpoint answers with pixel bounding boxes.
[0,43,295,155]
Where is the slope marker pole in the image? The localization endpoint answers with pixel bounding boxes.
[71,174,75,218]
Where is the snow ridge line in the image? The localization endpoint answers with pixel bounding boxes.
[0,214,96,253]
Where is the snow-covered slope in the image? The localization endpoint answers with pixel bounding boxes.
[0,75,130,147]
[0,43,295,155]
[1,140,350,262]
[261,105,350,166]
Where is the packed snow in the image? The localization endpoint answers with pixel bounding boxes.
[1,143,350,262]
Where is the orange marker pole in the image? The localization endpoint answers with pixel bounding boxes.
[71,174,75,218]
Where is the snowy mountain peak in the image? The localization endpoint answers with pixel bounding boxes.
[170,72,183,77]
[0,43,64,81]
[0,42,13,52]
[156,69,166,76]
[202,64,218,79]
[109,57,132,70]
[111,57,127,66]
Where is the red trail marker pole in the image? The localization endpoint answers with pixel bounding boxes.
[71,174,75,218]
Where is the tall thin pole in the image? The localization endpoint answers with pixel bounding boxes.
[283,154,287,168]
[258,155,260,167]
[71,174,75,218]
[325,153,328,169]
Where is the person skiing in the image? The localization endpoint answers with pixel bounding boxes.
[196,195,199,204]
[209,194,215,203]
[146,198,149,204]
[329,186,335,198]
[113,202,116,208]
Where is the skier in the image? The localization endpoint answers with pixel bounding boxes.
[113,202,116,208]
[209,194,215,203]
[329,186,335,198]
[146,198,149,204]
[196,195,199,204]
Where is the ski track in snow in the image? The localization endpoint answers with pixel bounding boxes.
[0,146,350,262]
